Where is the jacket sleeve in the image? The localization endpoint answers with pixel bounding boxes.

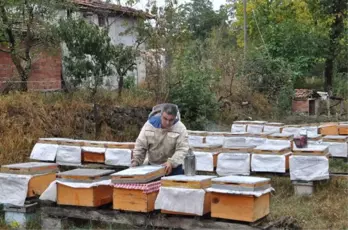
[131,124,148,166]
[167,128,189,168]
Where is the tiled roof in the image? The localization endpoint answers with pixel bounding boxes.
[294,89,319,99]
[73,0,154,19]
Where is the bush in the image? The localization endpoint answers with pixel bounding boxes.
[168,42,219,130]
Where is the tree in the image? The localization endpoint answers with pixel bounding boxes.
[58,17,138,137]
[180,0,228,40]
[111,44,137,97]
[58,18,114,94]
[0,0,68,91]
[58,18,115,139]
[308,0,348,94]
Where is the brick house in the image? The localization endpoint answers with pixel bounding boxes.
[0,0,153,91]
[292,89,321,116]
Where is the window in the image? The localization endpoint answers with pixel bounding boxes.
[98,15,106,27]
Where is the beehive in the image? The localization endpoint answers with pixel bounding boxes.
[192,146,221,168]
[319,124,339,135]
[252,144,292,172]
[246,121,267,134]
[218,144,255,175]
[292,145,329,156]
[267,133,294,149]
[157,175,215,216]
[0,162,58,197]
[308,134,322,141]
[111,165,165,184]
[208,176,271,222]
[113,181,161,212]
[263,122,284,133]
[338,124,348,135]
[231,121,249,132]
[56,169,114,207]
[322,135,348,158]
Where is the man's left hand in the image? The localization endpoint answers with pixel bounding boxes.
[162,162,173,175]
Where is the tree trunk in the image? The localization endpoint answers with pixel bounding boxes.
[94,102,101,139]
[92,83,101,139]
[324,58,333,95]
[10,53,28,91]
[118,75,124,97]
[323,2,344,95]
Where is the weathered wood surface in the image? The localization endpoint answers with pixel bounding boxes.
[41,206,259,230]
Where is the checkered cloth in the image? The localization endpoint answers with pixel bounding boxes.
[113,180,161,194]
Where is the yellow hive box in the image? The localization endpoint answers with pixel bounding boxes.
[113,181,160,213]
[0,162,58,197]
[209,176,271,223]
[56,169,114,207]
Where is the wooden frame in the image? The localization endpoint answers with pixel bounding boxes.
[57,184,113,207]
[161,177,212,189]
[111,167,165,184]
[210,192,270,222]
[0,163,58,174]
[161,192,211,216]
[319,124,339,135]
[27,173,57,197]
[113,188,158,212]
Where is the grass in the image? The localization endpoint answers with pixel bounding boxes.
[330,158,348,173]
[268,176,348,230]
[0,90,155,165]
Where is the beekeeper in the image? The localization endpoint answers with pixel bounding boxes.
[131,103,189,176]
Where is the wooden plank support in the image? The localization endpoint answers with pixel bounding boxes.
[41,206,258,230]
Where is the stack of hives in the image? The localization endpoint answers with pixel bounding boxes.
[30,138,135,167]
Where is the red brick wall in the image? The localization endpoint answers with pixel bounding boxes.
[292,99,309,113]
[0,48,62,91]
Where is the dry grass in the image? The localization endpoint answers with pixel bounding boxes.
[0,90,155,165]
[268,176,348,230]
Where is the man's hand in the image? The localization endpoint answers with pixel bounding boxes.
[162,162,173,175]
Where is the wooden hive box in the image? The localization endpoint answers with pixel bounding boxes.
[59,139,85,146]
[57,169,114,207]
[267,133,294,140]
[0,162,58,197]
[322,135,348,158]
[103,142,135,149]
[253,144,291,154]
[267,133,294,149]
[220,144,256,153]
[113,180,161,213]
[231,121,250,133]
[319,124,339,135]
[252,144,292,171]
[187,130,208,137]
[81,146,106,164]
[338,124,348,135]
[323,135,348,143]
[223,132,251,137]
[292,145,329,156]
[111,165,165,184]
[159,175,216,216]
[308,134,322,141]
[208,176,271,222]
[192,146,221,168]
[37,138,70,145]
[246,121,267,134]
[263,122,284,133]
